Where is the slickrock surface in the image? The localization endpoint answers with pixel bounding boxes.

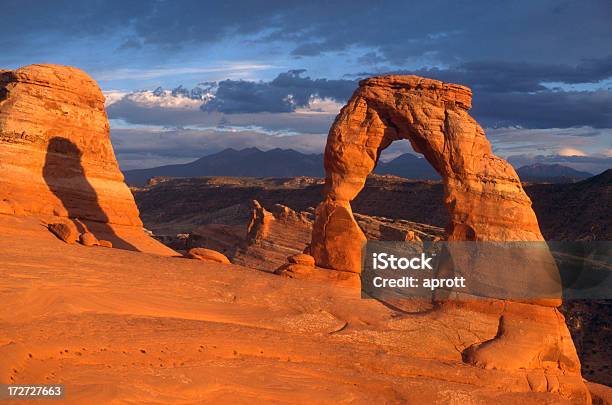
[0,214,601,404]
[0,64,174,255]
[132,175,611,386]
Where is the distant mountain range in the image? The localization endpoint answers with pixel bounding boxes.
[123,148,597,186]
[124,148,324,186]
[516,163,593,183]
[374,153,440,180]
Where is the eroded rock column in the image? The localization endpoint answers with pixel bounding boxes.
[0,64,174,255]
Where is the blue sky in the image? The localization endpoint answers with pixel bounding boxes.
[2,0,611,172]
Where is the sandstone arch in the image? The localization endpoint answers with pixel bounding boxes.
[311,75,543,274]
[309,76,589,394]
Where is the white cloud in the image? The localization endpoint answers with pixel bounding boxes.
[294,96,344,115]
[94,63,275,81]
[558,147,587,157]
[487,126,612,158]
[104,89,206,110]
[103,90,129,107]
[126,91,203,109]
[106,97,337,135]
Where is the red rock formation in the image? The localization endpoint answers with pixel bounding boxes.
[187,247,231,264]
[211,200,443,272]
[311,75,544,273]
[0,64,174,255]
[310,75,588,399]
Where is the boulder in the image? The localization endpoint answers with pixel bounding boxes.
[48,222,79,244]
[275,263,360,288]
[79,232,99,247]
[98,240,113,248]
[287,253,315,267]
[187,248,230,264]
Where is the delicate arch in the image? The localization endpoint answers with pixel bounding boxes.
[311,75,543,273]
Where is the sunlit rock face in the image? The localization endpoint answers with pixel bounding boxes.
[311,75,543,274]
[0,64,173,254]
[310,76,591,400]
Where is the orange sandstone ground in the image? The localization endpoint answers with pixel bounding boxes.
[1,214,601,404]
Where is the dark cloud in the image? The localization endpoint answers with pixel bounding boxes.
[201,68,611,128]
[360,57,612,93]
[108,65,611,129]
[106,95,337,134]
[473,89,612,129]
[0,0,139,43]
[201,70,356,113]
[2,0,611,68]
[353,60,612,128]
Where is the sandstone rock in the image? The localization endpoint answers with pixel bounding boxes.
[98,240,113,248]
[187,248,230,264]
[48,222,79,244]
[79,232,99,247]
[0,203,11,215]
[0,200,15,215]
[246,200,275,243]
[5,214,592,403]
[0,199,24,216]
[587,382,612,405]
[275,263,360,288]
[462,302,581,373]
[311,75,544,274]
[0,64,175,256]
[231,200,442,273]
[287,253,315,267]
[238,200,313,271]
[308,75,585,394]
